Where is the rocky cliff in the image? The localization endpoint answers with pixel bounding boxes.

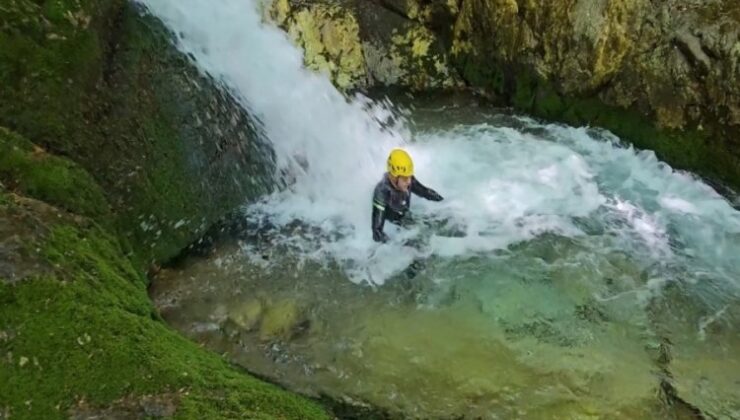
[1,0,275,268]
[266,0,740,190]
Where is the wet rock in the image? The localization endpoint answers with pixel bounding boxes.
[574,303,609,323]
[259,299,306,340]
[264,0,740,190]
[1,1,275,267]
[266,0,368,90]
[326,304,659,418]
[228,299,264,331]
[645,286,740,418]
[210,304,229,324]
[265,0,462,91]
[671,348,740,418]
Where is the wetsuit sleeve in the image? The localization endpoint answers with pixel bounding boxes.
[372,185,389,243]
[410,176,443,201]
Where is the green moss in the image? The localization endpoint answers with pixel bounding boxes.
[533,82,567,120]
[42,0,75,23]
[456,53,506,98]
[0,0,119,147]
[0,0,106,149]
[0,127,111,221]
[0,2,325,418]
[0,204,329,419]
[4,1,274,268]
[512,70,537,110]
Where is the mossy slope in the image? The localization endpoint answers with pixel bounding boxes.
[0,186,329,419]
[1,1,330,418]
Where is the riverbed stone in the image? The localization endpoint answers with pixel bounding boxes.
[228,299,264,331]
[260,299,303,340]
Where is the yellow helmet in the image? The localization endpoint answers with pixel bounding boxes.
[387,148,414,177]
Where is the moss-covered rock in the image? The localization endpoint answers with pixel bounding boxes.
[269,0,368,90]
[228,298,264,331]
[1,2,331,418]
[488,64,740,189]
[1,0,275,268]
[266,0,462,91]
[0,127,111,222]
[0,0,122,146]
[264,0,740,189]
[92,5,275,267]
[260,299,304,340]
[0,192,329,419]
[450,0,740,189]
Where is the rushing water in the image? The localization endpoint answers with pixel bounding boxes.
[137,0,740,417]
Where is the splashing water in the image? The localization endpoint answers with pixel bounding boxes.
[137,0,740,416]
[134,0,740,292]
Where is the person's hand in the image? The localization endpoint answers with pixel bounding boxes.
[428,190,444,202]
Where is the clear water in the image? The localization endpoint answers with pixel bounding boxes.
[136,0,740,417]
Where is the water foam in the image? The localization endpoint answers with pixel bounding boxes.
[135,0,740,291]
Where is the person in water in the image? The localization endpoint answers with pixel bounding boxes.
[372,148,444,243]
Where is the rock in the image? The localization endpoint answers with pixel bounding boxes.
[69,392,179,419]
[0,1,275,268]
[0,186,62,284]
[451,0,740,188]
[674,29,713,73]
[265,0,462,91]
[259,299,305,340]
[228,299,264,331]
[322,304,659,418]
[353,0,462,90]
[646,289,740,418]
[268,0,368,90]
[210,304,229,324]
[264,0,740,190]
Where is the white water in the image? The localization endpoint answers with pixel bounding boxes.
[134,0,740,295]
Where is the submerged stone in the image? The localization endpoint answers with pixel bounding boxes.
[228,299,264,331]
[260,299,304,340]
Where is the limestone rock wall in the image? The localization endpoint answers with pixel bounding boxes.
[265,0,740,189]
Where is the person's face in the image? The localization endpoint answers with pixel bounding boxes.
[393,175,411,192]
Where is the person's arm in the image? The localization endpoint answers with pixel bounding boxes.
[371,187,389,243]
[410,176,443,201]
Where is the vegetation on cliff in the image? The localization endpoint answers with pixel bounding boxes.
[266,0,461,90]
[1,1,329,418]
[0,183,328,419]
[1,0,274,267]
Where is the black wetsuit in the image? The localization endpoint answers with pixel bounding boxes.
[371,173,443,243]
